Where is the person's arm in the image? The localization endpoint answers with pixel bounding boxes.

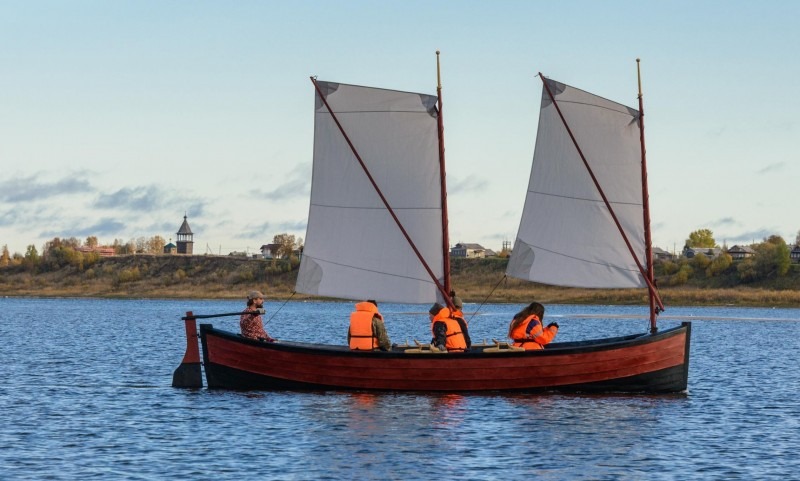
[432,321,447,350]
[373,317,391,351]
[533,323,558,346]
[455,317,471,349]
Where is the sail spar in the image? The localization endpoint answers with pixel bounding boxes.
[296,81,446,304]
[507,78,648,289]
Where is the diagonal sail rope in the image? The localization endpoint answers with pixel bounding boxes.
[465,274,508,324]
[265,291,296,325]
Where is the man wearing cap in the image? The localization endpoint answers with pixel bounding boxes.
[429,302,467,352]
[240,290,275,342]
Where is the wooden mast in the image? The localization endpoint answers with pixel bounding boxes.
[637,58,659,333]
[436,51,453,306]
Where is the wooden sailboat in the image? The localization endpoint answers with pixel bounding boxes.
[173,57,690,393]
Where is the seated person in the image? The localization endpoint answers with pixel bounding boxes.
[449,290,471,349]
[240,290,275,342]
[348,300,391,351]
[429,302,467,352]
[508,301,558,350]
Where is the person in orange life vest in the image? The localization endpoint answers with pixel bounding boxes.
[240,290,275,342]
[348,300,391,351]
[508,301,558,350]
[449,290,472,349]
[429,302,467,352]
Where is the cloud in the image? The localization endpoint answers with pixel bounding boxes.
[448,174,489,195]
[239,221,271,239]
[708,217,738,228]
[253,177,310,201]
[251,162,311,201]
[40,218,126,238]
[273,220,307,232]
[756,162,785,175]
[0,174,93,202]
[723,229,774,243]
[95,186,165,210]
[94,185,209,217]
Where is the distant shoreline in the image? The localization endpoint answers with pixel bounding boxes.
[3,255,800,308]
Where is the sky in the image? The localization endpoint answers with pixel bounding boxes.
[2,1,799,256]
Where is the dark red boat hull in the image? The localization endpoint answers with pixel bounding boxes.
[196,322,691,393]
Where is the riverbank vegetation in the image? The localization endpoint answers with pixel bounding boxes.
[2,246,800,307]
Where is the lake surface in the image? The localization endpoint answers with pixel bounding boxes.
[1,297,799,480]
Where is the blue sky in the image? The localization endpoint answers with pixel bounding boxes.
[2,1,799,256]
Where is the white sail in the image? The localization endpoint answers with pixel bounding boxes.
[296,81,445,303]
[507,78,647,288]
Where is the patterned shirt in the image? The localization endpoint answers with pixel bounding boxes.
[240,308,273,341]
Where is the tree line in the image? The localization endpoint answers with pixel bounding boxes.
[656,229,798,286]
[0,233,304,272]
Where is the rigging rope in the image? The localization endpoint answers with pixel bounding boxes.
[466,275,508,323]
[265,291,296,325]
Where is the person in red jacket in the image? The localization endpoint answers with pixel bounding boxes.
[348,300,391,351]
[508,301,558,350]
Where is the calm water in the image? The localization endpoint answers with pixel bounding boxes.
[1,297,799,480]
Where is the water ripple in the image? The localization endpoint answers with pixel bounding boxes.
[1,298,800,479]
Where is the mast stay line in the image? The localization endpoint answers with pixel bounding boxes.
[538,73,665,313]
[310,76,452,304]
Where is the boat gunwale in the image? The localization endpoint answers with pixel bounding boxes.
[199,322,690,359]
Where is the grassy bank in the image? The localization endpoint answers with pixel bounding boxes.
[3,255,800,307]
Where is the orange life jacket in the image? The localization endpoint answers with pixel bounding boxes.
[349,302,382,350]
[510,314,557,350]
[430,307,467,352]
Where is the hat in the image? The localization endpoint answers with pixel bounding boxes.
[367,299,378,307]
[247,290,265,300]
[429,302,444,315]
[452,296,463,309]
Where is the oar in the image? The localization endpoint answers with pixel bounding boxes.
[181,310,264,320]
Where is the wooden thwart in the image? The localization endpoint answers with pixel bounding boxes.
[395,338,525,354]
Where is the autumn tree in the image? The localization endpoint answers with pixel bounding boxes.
[1,245,10,267]
[113,238,134,255]
[43,237,63,255]
[689,252,712,272]
[737,235,790,282]
[85,236,98,248]
[706,252,733,277]
[685,229,716,248]
[272,233,297,258]
[135,236,147,254]
[23,244,40,271]
[146,235,166,254]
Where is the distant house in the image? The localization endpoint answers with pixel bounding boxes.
[260,243,281,259]
[450,243,486,259]
[163,242,177,255]
[683,246,723,259]
[727,245,755,260]
[791,245,800,263]
[77,246,115,257]
[652,247,675,261]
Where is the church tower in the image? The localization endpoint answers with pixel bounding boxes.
[176,215,194,255]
